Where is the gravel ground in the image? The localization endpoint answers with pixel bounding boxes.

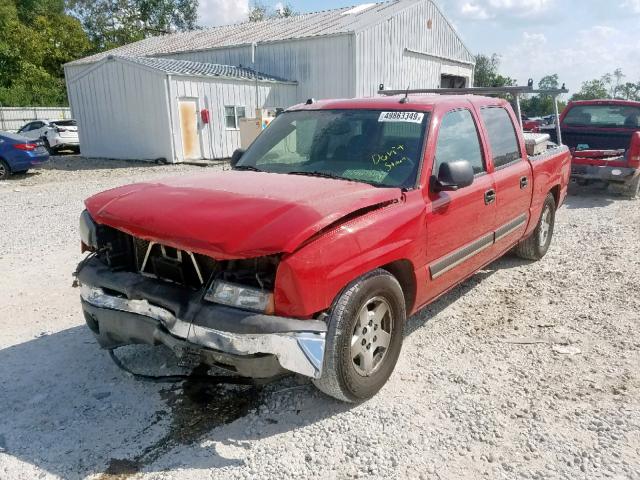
[0,155,639,480]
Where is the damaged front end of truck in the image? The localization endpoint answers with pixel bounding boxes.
[76,210,327,379]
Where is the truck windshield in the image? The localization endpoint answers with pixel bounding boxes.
[237,110,429,188]
[564,105,640,128]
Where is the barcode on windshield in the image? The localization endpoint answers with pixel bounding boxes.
[378,111,424,124]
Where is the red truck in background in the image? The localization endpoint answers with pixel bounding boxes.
[554,99,640,197]
[76,94,571,402]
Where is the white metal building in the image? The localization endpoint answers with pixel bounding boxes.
[65,0,474,162]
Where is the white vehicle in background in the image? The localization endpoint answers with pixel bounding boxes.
[17,119,80,154]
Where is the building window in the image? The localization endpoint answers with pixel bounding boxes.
[225,106,246,130]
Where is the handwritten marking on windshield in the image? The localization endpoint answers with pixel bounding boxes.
[372,144,405,165]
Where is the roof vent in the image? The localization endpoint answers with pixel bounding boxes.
[341,3,375,15]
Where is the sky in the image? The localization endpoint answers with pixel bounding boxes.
[197,0,640,95]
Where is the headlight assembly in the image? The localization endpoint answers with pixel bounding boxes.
[79,210,98,252]
[204,280,274,314]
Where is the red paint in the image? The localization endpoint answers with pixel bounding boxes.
[561,99,640,171]
[200,109,210,124]
[85,95,570,319]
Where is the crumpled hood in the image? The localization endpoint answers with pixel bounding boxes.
[85,170,401,259]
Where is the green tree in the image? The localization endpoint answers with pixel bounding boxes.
[0,0,91,106]
[275,4,295,18]
[473,53,516,88]
[69,0,199,51]
[571,79,610,101]
[618,82,640,101]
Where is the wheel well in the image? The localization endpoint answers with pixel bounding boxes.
[381,260,416,314]
[549,184,561,207]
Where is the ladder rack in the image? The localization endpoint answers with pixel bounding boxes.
[377,84,569,145]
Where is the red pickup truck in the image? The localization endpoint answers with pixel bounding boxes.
[556,99,640,197]
[77,95,570,402]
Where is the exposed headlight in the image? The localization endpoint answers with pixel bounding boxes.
[79,210,98,252]
[204,281,274,314]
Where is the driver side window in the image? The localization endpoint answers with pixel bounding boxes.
[433,109,485,176]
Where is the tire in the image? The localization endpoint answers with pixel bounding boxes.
[312,269,406,403]
[43,138,52,154]
[0,159,10,180]
[515,193,556,261]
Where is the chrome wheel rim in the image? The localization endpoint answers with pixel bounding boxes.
[539,206,552,248]
[0,163,6,178]
[351,296,393,377]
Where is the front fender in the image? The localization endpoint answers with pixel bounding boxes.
[273,194,427,318]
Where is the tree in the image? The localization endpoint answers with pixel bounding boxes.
[0,0,91,106]
[69,0,199,51]
[249,2,295,22]
[249,2,268,22]
[618,82,640,101]
[473,53,516,88]
[275,4,295,18]
[571,79,611,101]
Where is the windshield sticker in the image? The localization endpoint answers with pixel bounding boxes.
[378,112,424,124]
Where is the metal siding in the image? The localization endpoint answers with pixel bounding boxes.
[68,0,430,66]
[66,59,172,160]
[355,0,474,97]
[169,76,297,160]
[166,35,355,102]
[0,107,72,132]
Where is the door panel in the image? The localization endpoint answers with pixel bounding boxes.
[178,98,201,160]
[480,107,532,247]
[425,174,496,301]
[423,108,497,303]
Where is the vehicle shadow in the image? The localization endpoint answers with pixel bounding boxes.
[564,184,625,209]
[0,255,528,479]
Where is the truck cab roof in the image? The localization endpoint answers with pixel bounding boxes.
[289,95,511,112]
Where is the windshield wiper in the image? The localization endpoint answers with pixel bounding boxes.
[234,165,263,172]
[287,171,346,180]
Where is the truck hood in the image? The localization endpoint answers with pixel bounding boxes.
[85,170,402,259]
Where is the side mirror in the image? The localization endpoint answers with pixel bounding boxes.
[431,160,475,192]
[230,148,245,167]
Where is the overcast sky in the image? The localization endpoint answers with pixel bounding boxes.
[197,0,640,95]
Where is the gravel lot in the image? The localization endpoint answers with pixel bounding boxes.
[0,155,639,480]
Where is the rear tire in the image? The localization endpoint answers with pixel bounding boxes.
[515,193,556,261]
[312,269,406,403]
[0,159,10,180]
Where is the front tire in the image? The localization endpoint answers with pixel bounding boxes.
[515,193,556,261]
[313,269,406,402]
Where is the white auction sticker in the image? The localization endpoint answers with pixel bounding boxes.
[378,111,425,124]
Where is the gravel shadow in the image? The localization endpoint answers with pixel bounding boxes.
[0,326,347,479]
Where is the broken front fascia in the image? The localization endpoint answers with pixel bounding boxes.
[80,285,326,379]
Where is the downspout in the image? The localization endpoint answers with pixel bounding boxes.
[165,74,178,163]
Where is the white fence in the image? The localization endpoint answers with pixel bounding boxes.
[0,107,72,132]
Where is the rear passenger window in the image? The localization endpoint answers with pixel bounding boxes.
[434,109,485,176]
[481,107,521,168]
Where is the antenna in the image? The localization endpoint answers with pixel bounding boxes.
[399,85,410,104]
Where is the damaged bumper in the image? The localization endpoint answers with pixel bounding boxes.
[571,164,637,183]
[78,258,326,379]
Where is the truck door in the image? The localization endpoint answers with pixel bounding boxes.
[479,106,532,250]
[424,108,497,301]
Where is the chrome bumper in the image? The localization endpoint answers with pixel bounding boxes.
[80,286,326,379]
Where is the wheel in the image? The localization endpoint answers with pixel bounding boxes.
[515,193,556,261]
[312,269,406,402]
[0,159,10,180]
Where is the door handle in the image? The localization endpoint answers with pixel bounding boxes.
[484,189,496,205]
[520,176,529,189]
